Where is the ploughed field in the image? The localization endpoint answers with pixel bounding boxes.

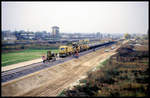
[2,49,59,67]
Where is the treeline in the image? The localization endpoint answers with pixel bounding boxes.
[2,43,60,53]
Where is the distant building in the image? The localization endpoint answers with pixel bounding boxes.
[20,31,35,40]
[2,30,17,40]
[27,32,35,40]
[61,34,70,39]
[96,32,101,39]
[52,26,59,38]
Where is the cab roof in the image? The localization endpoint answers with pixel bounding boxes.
[59,46,68,48]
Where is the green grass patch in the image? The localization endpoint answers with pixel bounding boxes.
[96,58,110,69]
[102,58,109,65]
[58,90,66,96]
[79,79,87,84]
[2,49,59,67]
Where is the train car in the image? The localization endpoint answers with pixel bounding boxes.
[58,40,116,58]
[59,45,74,57]
[78,39,90,52]
[72,42,81,52]
[83,44,89,51]
[79,44,89,52]
[78,44,84,52]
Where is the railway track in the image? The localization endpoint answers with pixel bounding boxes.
[2,42,116,83]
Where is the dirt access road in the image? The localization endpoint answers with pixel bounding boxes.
[2,43,122,96]
[2,58,43,72]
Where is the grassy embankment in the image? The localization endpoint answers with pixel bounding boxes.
[2,49,59,67]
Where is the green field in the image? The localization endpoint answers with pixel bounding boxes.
[2,49,59,67]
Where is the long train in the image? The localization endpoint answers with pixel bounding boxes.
[58,41,117,58]
[43,41,117,62]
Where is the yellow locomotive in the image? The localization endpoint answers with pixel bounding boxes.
[59,45,74,57]
[59,39,89,57]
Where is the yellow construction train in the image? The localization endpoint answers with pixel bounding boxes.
[59,39,90,57]
[43,39,116,62]
[59,45,74,57]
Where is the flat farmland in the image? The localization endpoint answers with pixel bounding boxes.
[2,49,59,67]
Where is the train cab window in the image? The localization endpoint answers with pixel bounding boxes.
[61,48,65,50]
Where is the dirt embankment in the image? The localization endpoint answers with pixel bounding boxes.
[2,44,120,96]
[62,42,149,97]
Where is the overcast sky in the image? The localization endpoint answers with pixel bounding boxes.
[2,1,149,34]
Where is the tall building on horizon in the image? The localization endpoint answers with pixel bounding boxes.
[52,26,59,38]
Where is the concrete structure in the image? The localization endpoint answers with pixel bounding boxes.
[52,26,59,38]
